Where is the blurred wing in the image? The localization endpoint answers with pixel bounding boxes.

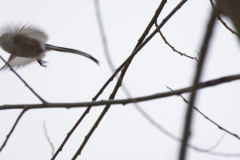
[0,23,48,44]
[0,55,36,71]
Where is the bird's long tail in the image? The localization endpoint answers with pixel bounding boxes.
[45,44,99,65]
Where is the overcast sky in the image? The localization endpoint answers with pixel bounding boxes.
[0,0,240,160]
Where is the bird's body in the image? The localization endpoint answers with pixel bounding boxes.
[0,24,99,70]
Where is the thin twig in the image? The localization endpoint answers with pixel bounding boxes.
[205,134,226,152]
[154,22,199,62]
[131,104,240,156]
[0,109,28,152]
[167,86,240,144]
[209,0,238,36]
[72,0,187,159]
[92,0,188,101]
[0,55,47,104]
[43,121,55,156]
[179,6,217,160]
[92,0,235,157]
[1,73,240,112]
[51,107,91,159]
[51,1,168,159]
[94,0,115,71]
[94,0,186,155]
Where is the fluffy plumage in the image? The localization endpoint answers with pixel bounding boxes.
[0,24,99,71]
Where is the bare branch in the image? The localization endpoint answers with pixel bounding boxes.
[0,109,28,152]
[167,86,240,143]
[0,55,47,104]
[94,0,200,156]
[51,0,169,159]
[209,0,239,36]
[1,73,240,111]
[72,0,189,159]
[92,0,188,101]
[51,106,91,159]
[205,134,226,152]
[91,0,235,157]
[179,6,217,160]
[154,22,199,62]
[43,121,55,156]
[132,104,240,156]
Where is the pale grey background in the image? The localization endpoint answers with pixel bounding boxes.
[0,0,240,160]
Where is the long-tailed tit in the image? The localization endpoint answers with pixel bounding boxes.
[0,24,99,71]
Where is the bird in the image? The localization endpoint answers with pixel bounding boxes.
[0,23,99,71]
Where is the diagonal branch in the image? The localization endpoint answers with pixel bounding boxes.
[50,106,91,159]
[72,0,189,159]
[0,109,28,152]
[92,0,189,101]
[209,0,238,36]
[0,55,47,104]
[71,0,170,159]
[0,55,47,152]
[130,104,240,157]
[52,0,169,159]
[154,22,199,62]
[179,6,217,160]
[167,86,240,145]
[51,1,168,159]
[92,0,236,157]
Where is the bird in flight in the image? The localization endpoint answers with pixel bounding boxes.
[0,23,99,71]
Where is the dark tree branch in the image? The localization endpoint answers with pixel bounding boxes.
[154,22,199,62]
[72,0,188,159]
[0,55,47,152]
[209,0,239,36]
[91,0,237,157]
[52,1,168,159]
[1,73,240,111]
[0,55,47,104]
[51,106,91,159]
[0,109,28,152]
[167,86,240,142]
[129,104,240,157]
[92,0,188,101]
[179,6,217,160]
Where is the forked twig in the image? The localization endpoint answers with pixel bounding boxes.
[51,0,168,159]
[92,0,238,157]
[72,1,189,159]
